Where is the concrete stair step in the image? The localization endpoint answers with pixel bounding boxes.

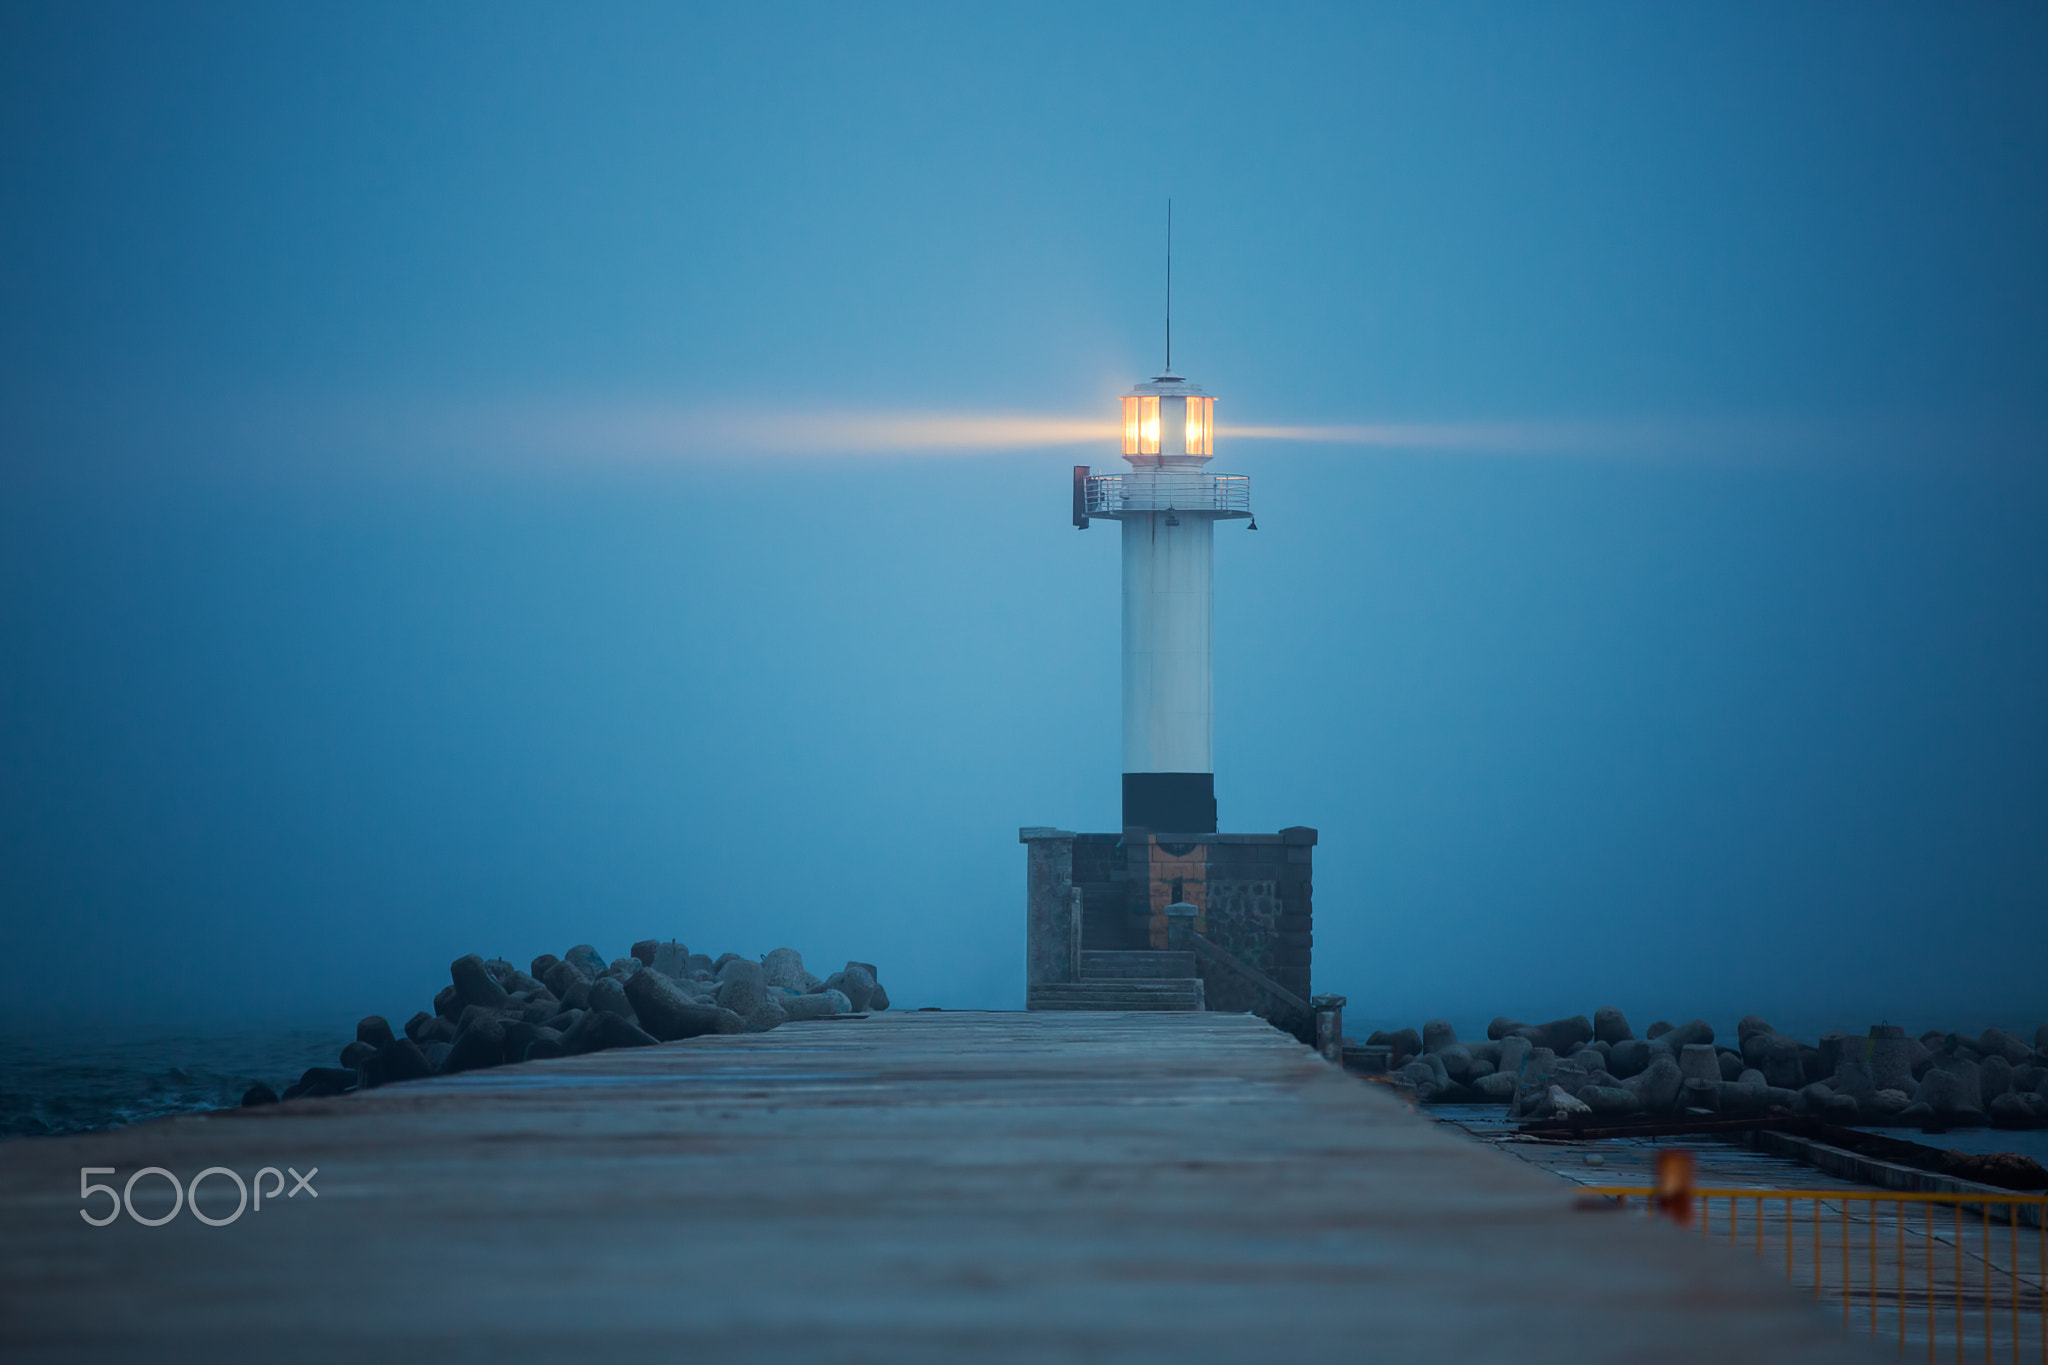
[1079,950,1197,980]
[1027,980,1205,1013]
[1030,981,1200,994]
[1028,998,1202,1012]
[1028,987,1197,994]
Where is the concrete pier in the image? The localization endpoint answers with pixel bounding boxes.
[1,1013,1876,1362]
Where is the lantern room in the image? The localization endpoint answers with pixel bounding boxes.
[1119,373,1214,466]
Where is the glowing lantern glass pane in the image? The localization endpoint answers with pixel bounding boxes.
[1121,396,1162,456]
[1184,397,1213,456]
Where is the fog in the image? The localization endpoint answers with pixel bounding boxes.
[3,3,2043,1036]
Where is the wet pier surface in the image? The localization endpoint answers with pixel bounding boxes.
[1,1012,1879,1363]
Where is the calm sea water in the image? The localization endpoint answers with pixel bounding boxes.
[0,1019,355,1139]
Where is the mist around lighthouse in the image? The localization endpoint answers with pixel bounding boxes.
[3,5,2046,1361]
[3,4,2040,1061]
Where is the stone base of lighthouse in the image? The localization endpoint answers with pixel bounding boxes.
[1018,825,1317,1043]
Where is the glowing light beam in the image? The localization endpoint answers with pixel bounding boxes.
[170,397,1998,481]
[481,407,1699,464]
[510,408,1117,462]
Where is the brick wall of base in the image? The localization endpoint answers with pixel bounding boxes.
[1021,825,1318,1023]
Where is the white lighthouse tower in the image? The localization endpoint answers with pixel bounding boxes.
[1072,367,1252,833]
[1023,278,1312,1014]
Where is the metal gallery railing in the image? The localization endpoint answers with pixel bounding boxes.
[1579,1163,2047,1362]
[1083,472,1251,516]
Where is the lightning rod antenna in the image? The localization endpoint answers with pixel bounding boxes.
[1165,199,1172,373]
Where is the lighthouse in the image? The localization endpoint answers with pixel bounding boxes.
[1071,371,1252,834]
[1022,283,1312,1033]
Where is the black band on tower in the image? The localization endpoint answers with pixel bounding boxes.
[1121,772,1217,835]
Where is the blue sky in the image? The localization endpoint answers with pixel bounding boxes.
[2,3,2044,1035]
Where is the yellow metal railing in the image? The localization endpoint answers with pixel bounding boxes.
[1577,1159,2047,1362]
